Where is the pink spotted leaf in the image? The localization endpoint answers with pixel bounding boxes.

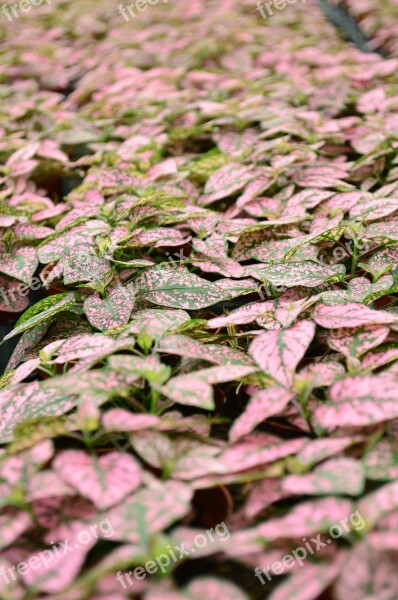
[314,375,398,430]
[202,163,253,204]
[54,450,142,509]
[249,262,345,288]
[229,386,295,442]
[0,247,38,284]
[314,302,398,329]
[249,321,315,388]
[84,286,134,331]
[137,267,230,310]
[282,458,365,496]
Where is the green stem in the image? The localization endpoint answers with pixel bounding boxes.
[351,232,359,276]
[150,387,159,413]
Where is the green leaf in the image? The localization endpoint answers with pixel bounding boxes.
[4,293,77,341]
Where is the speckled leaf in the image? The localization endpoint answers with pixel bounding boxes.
[248,236,319,263]
[101,480,192,543]
[358,481,398,528]
[366,222,398,242]
[122,308,191,337]
[280,189,334,218]
[269,559,344,600]
[295,437,361,469]
[0,440,53,492]
[207,301,274,328]
[103,409,160,432]
[216,129,257,156]
[295,361,345,388]
[130,431,224,479]
[4,293,76,340]
[0,509,33,551]
[13,223,54,240]
[334,542,398,600]
[360,247,398,280]
[62,255,112,285]
[138,267,230,309]
[84,286,134,331]
[314,375,398,429]
[202,163,253,204]
[37,222,108,264]
[0,247,38,284]
[314,302,398,329]
[244,478,287,517]
[258,497,353,539]
[220,433,307,472]
[349,194,398,221]
[23,519,97,593]
[54,450,142,509]
[129,227,189,248]
[363,440,398,481]
[0,275,30,313]
[26,470,75,501]
[328,326,390,360]
[282,458,365,496]
[362,347,398,370]
[158,334,253,365]
[51,333,115,363]
[109,354,170,384]
[6,322,49,370]
[229,386,294,442]
[0,381,77,443]
[249,262,345,288]
[161,365,256,410]
[249,321,315,387]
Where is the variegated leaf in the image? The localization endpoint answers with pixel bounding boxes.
[229,386,294,442]
[314,302,398,329]
[62,254,112,285]
[282,458,365,496]
[249,321,315,387]
[202,163,253,204]
[161,365,256,410]
[54,450,142,509]
[328,326,390,359]
[0,247,38,284]
[137,267,230,310]
[84,286,134,331]
[314,375,398,429]
[3,293,77,340]
[249,262,345,288]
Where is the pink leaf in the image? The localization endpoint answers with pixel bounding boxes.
[249,321,315,387]
[314,375,398,429]
[202,163,253,204]
[282,458,365,496]
[314,302,398,329]
[0,247,38,284]
[229,386,294,442]
[54,450,142,509]
[84,286,134,331]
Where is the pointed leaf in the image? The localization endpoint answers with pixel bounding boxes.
[54,450,142,509]
[84,286,134,331]
[137,267,230,309]
[229,386,294,442]
[249,321,315,387]
[314,375,398,429]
